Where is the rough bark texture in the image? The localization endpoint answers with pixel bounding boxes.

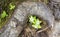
[0,3,28,37]
[0,1,60,37]
[48,0,60,37]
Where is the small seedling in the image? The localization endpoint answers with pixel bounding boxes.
[9,2,15,10]
[1,11,8,19]
[0,11,8,22]
[29,15,42,29]
[29,16,36,24]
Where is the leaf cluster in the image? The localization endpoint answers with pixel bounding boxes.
[29,15,42,29]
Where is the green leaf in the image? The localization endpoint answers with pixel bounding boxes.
[29,15,42,29]
[37,25,41,28]
[32,24,41,29]
[9,3,15,10]
[29,16,36,23]
[35,19,42,25]
[34,19,42,29]
[32,25,37,28]
[1,11,8,19]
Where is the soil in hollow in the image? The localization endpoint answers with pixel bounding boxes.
[18,18,49,37]
[19,25,49,37]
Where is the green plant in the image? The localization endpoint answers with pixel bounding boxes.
[0,11,8,22]
[1,11,8,19]
[9,2,15,10]
[29,15,42,29]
